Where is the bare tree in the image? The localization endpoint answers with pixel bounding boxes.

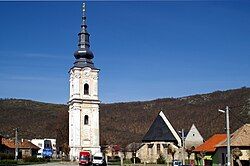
[167,144,176,162]
[186,146,195,164]
[232,148,243,166]
[62,143,70,160]
[195,151,205,166]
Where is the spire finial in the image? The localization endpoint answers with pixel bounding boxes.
[82,3,86,12]
[81,3,86,27]
[73,2,95,68]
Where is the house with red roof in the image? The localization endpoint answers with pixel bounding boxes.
[105,144,121,159]
[1,137,40,159]
[215,124,250,166]
[193,134,227,165]
[194,124,250,166]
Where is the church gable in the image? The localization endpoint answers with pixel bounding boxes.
[142,111,181,146]
[185,124,204,148]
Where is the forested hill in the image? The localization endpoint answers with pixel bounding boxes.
[0,87,249,148]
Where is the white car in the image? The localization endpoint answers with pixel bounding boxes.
[92,152,106,166]
[172,160,182,166]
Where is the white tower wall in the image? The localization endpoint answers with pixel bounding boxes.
[69,67,100,160]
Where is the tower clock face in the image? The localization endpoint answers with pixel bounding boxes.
[84,71,90,77]
[83,68,91,77]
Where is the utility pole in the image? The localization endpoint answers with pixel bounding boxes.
[181,129,185,165]
[133,142,135,164]
[218,106,231,166]
[226,106,231,166]
[14,128,18,161]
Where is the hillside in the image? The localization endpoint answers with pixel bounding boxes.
[0,87,249,148]
[0,99,68,146]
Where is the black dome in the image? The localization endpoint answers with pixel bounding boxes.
[74,48,94,60]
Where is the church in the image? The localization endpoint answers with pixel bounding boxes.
[68,3,100,160]
[135,111,182,163]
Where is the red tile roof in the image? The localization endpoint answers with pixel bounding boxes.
[194,134,226,152]
[1,138,40,150]
[2,138,15,149]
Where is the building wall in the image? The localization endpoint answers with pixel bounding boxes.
[69,67,99,101]
[21,149,32,158]
[238,148,250,160]
[3,148,15,155]
[125,151,133,160]
[69,67,100,160]
[136,142,181,163]
[214,147,250,166]
[185,125,204,149]
[31,138,56,158]
[213,148,226,166]
[31,139,43,157]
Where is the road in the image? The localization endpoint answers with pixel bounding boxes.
[22,161,79,166]
[26,162,121,166]
[23,162,120,166]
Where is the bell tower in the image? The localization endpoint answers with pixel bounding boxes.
[68,3,100,160]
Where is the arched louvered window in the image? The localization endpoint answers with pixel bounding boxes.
[84,115,89,125]
[84,83,89,95]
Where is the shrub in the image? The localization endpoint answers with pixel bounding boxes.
[114,156,120,160]
[22,156,46,163]
[61,156,70,161]
[0,160,17,166]
[0,153,14,160]
[157,154,166,164]
[130,157,141,163]
[108,156,120,162]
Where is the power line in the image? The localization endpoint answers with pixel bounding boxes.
[230,111,248,125]
[199,113,224,129]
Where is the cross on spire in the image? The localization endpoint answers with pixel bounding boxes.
[81,3,87,28]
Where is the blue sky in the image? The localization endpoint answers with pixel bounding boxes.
[0,1,250,104]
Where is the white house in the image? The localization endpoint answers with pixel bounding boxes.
[31,138,56,158]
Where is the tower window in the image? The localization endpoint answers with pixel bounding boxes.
[84,83,89,95]
[84,115,89,125]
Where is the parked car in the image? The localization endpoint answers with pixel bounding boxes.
[79,151,92,166]
[92,152,106,166]
[172,160,182,166]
